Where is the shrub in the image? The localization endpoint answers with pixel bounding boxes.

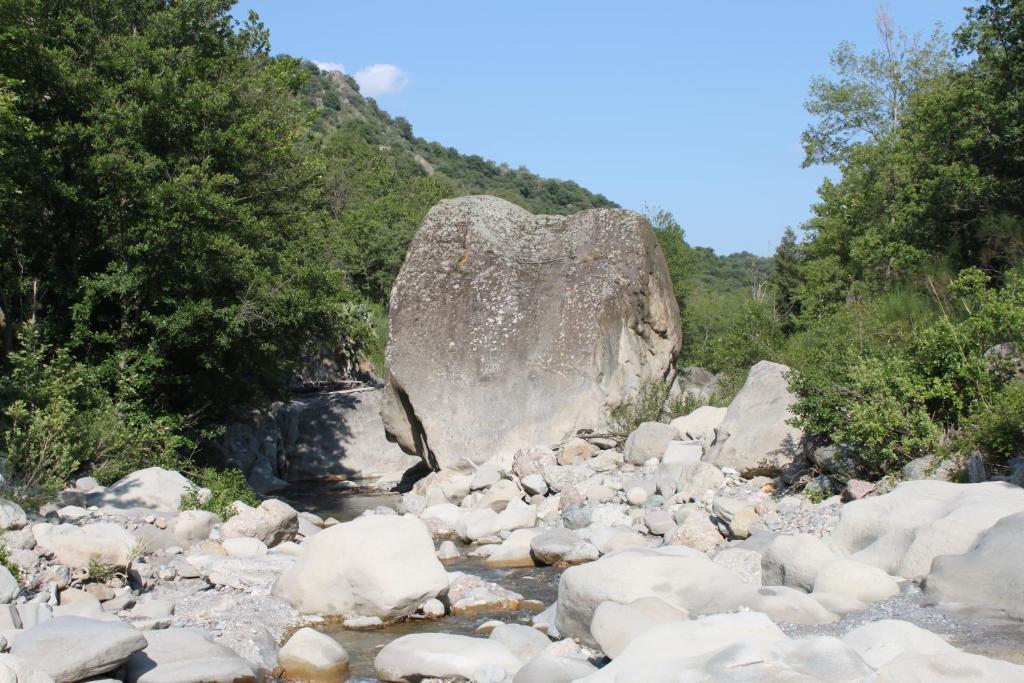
[956,380,1024,464]
[609,378,700,438]
[0,324,190,498]
[180,466,259,521]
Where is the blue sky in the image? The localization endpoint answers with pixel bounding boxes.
[232,1,970,256]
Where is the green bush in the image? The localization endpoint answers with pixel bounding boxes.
[180,466,259,521]
[608,379,700,438]
[0,324,190,499]
[957,380,1024,464]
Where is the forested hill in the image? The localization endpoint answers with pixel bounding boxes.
[298,63,617,215]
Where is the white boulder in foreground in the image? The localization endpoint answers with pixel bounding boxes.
[374,632,522,682]
[833,480,1024,580]
[11,616,146,682]
[123,628,256,683]
[925,510,1024,619]
[277,627,349,682]
[273,514,448,619]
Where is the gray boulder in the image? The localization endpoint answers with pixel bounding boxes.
[220,498,298,547]
[124,628,256,683]
[374,633,522,682]
[89,467,192,513]
[12,616,147,682]
[705,361,806,477]
[214,388,418,493]
[624,422,677,465]
[925,510,1024,619]
[381,195,681,471]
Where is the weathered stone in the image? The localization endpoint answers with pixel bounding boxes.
[221,499,298,547]
[925,510,1024,619]
[278,627,349,682]
[675,460,725,501]
[761,533,838,591]
[558,438,597,466]
[713,547,763,585]
[381,195,681,471]
[712,496,759,539]
[374,633,522,682]
[12,616,146,682]
[812,559,900,603]
[88,468,192,513]
[841,478,876,501]
[623,422,677,465]
[124,628,255,683]
[590,597,687,658]
[33,523,135,569]
[520,474,548,496]
[488,623,550,662]
[0,500,27,531]
[833,480,1024,580]
[214,389,418,493]
[530,529,599,567]
[670,406,727,449]
[173,510,218,544]
[842,619,957,669]
[273,515,448,619]
[705,361,805,477]
[485,529,542,568]
[512,654,597,683]
[665,513,722,552]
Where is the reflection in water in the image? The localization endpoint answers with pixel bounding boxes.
[281,482,564,681]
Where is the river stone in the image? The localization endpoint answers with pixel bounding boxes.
[0,500,27,531]
[712,496,759,539]
[925,510,1024,619]
[674,460,725,501]
[273,515,448,619]
[665,512,722,552]
[278,627,349,682]
[0,567,18,604]
[761,533,839,591]
[221,498,298,547]
[488,623,551,662]
[842,619,957,669]
[32,523,135,569]
[832,480,1024,580]
[374,633,523,682]
[812,559,900,603]
[485,528,542,568]
[670,406,727,448]
[591,597,688,658]
[713,547,763,585]
[513,654,597,683]
[871,651,1024,682]
[705,361,805,477]
[624,422,677,465]
[530,529,599,567]
[520,474,548,496]
[124,628,256,683]
[173,510,218,544]
[457,508,501,542]
[12,616,146,682]
[558,438,598,466]
[581,612,788,683]
[88,467,192,513]
[381,195,681,471]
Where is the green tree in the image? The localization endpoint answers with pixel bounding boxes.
[646,208,694,320]
[802,7,952,167]
[770,228,804,332]
[0,0,367,421]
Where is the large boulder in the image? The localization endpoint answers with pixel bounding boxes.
[32,523,136,569]
[381,195,681,471]
[831,480,1024,580]
[670,406,727,449]
[88,467,192,513]
[124,628,256,683]
[925,510,1024,619]
[12,616,147,682]
[272,515,448,619]
[704,361,805,477]
[214,389,419,493]
[277,627,349,682]
[220,499,298,547]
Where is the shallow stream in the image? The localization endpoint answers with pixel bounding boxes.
[281,482,563,681]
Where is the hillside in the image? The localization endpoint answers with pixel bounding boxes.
[297,62,618,215]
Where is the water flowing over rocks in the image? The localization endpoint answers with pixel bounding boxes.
[381,195,682,471]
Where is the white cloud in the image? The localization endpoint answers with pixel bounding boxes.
[313,61,346,73]
[353,64,409,97]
